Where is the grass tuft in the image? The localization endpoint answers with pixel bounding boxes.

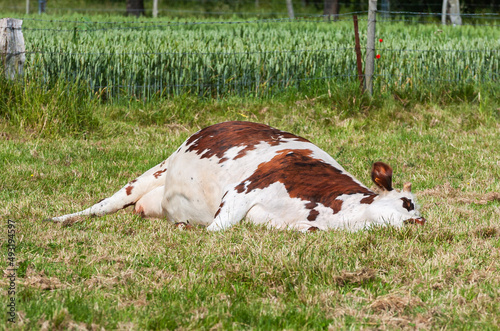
[0,75,99,137]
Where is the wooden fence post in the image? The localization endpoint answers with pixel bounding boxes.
[286,0,295,19]
[380,0,389,18]
[441,0,448,25]
[0,18,26,80]
[365,0,377,95]
[153,0,158,18]
[38,0,47,14]
[448,0,462,25]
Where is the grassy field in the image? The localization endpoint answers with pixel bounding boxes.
[1,8,499,330]
[1,87,500,329]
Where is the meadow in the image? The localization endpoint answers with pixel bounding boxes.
[1,10,500,331]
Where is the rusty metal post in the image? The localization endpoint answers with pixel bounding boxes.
[365,0,377,95]
[353,15,364,92]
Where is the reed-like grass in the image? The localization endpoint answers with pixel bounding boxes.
[0,74,99,137]
[18,14,499,100]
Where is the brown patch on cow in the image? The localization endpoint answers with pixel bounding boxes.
[185,121,310,163]
[214,201,225,218]
[128,179,138,185]
[125,186,134,195]
[307,209,320,221]
[305,201,321,221]
[214,192,229,218]
[401,197,415,211]
[235,149,375,215]
[371,162,393,191]
[305,201,317,209]
[307,226,319,232]
[153,168,167,178]
[360,195,376,204]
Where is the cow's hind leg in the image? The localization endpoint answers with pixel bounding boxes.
[134,185,165,218]
[47,160,169,223]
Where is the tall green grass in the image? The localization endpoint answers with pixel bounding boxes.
[18,15,499,100]
[1,14,498,137]
[0,74,99,137]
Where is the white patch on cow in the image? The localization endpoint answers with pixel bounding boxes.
[364,191,422,228]
[208,181,313,231]
[221,145,247,161]
[135,185,165,218]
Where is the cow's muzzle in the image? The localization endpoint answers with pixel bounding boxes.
[404,217,426,225]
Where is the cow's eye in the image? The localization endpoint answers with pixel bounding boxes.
[401,197,414,211]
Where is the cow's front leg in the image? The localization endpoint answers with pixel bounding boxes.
[206,190,252,231]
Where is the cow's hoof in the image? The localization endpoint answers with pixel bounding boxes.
[174,222,194,230]
[404,217,426,225]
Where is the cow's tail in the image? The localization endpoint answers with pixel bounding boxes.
[47,159,169,223]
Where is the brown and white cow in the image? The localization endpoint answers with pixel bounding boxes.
[48,121,425,231]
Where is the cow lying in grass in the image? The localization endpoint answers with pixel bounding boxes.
[48,121,426,231]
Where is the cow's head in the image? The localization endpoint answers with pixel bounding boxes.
[366,162,426,227]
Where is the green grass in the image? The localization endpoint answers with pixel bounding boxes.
[5,13,497,100]
[1,9,499,330]
[1,93,499,329]
[0,75,99,137]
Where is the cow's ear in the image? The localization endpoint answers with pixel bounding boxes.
[371,162,393,191]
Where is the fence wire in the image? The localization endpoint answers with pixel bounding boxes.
[3,0,500,16]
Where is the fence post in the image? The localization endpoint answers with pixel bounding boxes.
[365,0,377,95]
[286,0,295,19]
[0,18,26,80]
[380,0,389,18]
[448,0,462,25]
[441,0,448,25]
[153,0,158,18]
[38,0,46,14]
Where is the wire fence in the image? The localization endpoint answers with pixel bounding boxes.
[3,10,500,100]
[18,10,500,26]
[2,0,500,16]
